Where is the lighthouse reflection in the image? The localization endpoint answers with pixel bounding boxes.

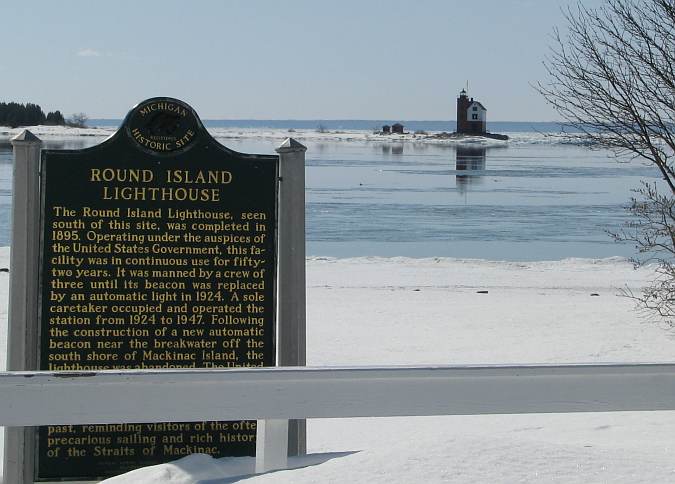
[455,146,486,193]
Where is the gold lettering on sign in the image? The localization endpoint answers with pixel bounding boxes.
[90,169,154,183]
[41,159,274,474]
[138,102,188,118]
[87,167,233,202]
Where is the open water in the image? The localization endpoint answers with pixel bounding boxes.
[0,125,661,261]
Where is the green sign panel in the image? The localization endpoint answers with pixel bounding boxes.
[37,98,278,480]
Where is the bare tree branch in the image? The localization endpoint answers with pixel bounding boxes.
[536,0,675,192]
[538,0,675,323]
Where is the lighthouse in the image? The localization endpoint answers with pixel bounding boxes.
[456,89,487,135]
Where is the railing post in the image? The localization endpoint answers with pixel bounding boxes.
[3,130,42,484]
[255,419,289,473]
[275,138,307,457]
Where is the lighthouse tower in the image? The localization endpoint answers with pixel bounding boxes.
[456,89,487,135]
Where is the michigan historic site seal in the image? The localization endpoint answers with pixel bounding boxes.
[127,97,201,154]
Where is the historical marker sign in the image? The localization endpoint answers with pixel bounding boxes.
[36,98,278,480]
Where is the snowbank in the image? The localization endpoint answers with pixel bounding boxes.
[0,125,114,139]
[0,125,588,146]
[3,253,675,483]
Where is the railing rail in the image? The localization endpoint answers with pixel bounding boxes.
[2,363,675,427]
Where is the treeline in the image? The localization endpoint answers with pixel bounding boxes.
[0,102,66,128]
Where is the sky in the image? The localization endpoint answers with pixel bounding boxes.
[0,0,602,121]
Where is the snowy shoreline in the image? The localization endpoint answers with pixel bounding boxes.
[0,125,587,146]
[3,250,675,482]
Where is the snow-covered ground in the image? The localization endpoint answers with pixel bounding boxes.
[3,251,675,482]
[0,125,112,139]
[0,124,586,146]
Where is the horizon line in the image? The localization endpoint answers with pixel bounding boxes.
[86,117,567,123]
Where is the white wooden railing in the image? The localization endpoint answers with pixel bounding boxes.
[3,362,675,475]
[3,363,675,426]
